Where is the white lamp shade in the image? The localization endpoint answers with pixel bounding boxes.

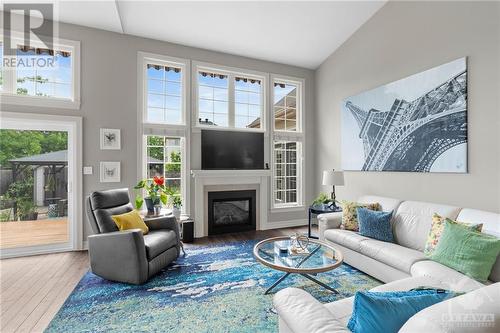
[322,170,345,186]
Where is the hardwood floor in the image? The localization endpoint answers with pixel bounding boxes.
[0,226,310,333]
[0,219,69,249]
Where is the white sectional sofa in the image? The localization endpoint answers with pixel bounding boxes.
[274,195,500,332]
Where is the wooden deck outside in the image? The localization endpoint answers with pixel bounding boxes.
[0,219,69,249]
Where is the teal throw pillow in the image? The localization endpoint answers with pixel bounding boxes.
[347,289,456,333]
[357,207,394,242]
[429,219,500,282]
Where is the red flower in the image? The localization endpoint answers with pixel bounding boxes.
[153,176,164,186]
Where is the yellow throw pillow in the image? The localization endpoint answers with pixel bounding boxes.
[340,200,381,231]
[424,213,483,256]
[111,210,149,235]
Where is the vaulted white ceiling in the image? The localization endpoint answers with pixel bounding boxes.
[40,0,386,69]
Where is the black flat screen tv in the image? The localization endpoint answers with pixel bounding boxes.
[202,130,264,170]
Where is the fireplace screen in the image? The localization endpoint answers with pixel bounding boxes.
[213,200,250,226]
[208,190,256,235]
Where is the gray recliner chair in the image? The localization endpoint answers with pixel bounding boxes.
[86,188,180,284]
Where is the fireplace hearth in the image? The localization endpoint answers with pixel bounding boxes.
[208,190,256,235]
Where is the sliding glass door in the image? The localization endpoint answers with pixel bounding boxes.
[0,113,82,258]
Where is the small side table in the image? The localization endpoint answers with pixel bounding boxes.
[308,204,342,239]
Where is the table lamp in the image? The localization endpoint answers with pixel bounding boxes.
[322,169,344,209]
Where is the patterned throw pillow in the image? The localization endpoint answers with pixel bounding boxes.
[340,201,381,231]
[424,213,483,256]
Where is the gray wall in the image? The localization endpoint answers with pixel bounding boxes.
[315,1,500,212]
[1,18,315,240]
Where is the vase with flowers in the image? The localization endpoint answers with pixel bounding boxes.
[134,176,174,214]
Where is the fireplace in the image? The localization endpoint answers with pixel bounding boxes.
[207,190,256,235]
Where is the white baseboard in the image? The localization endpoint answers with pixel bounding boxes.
[82,240,89,250]
[259,219,307,230]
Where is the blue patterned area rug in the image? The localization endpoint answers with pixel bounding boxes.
[46,240,381,333]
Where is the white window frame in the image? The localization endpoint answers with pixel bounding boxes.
[137,51,191,214]
[141,133,189,214]
[272,76,304,133]
[0,111,83,258]
[0,30,81,109]
[192,61,268,132]
[139,52,189,127]
[270,75,305,211]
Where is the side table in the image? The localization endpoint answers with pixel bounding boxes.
[308,204,342,239]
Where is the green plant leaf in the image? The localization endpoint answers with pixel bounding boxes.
[135,195,144,209]
[134,180,146,189]
[160,193,168,205]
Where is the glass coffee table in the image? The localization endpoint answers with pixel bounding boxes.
[253,236,343,294]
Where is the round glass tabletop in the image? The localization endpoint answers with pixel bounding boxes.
[253,236,343,274]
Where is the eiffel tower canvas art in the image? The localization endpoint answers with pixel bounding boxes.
[341,57,467,173]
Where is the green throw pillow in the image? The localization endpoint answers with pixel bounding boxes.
[430,219,500,282]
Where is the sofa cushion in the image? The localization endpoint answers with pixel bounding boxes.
[457,208,500,282]
[370,276,451,292]
[424,213,483,256]
[399,282,500,333]
[357,208,394,242]
[358,195,402,213]
[429,220,500,282]
[359,239,427,273]
[273,287,350,333]
[143,230,177,260]
[340,201,381,231]
[347,289,456,333]
[392,200,461,252]
[324,297,354,327]
[410,260,485,292]
[323,229,371,252]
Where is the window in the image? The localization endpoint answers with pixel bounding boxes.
[274,141,300,206]
[145,135,183,200]
[198,71,229,126]
[272,77,304,209]
[196,64,265,130]
[274,81,300,132]
[235,77,262,129]
[0,33,80,109]
[141,53,187,126]
[139,52,189,212]
[146,64,183,124]
[16,47,72,99]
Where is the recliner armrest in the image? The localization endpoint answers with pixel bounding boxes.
[88,229,149,284]
[318,212,343,240]
[144,215,180,246]
[273,288,349,333]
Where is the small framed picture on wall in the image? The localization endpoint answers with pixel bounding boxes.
[100,128,121,150]
[100,161,121,183]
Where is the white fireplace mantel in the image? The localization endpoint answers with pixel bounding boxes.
[191,169,271,178]
[191,169,271,237]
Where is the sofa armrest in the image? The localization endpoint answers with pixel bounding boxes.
[88,229,148,284]
[273,288,349,333]
[318,212,343,240]
[144,215,181,246]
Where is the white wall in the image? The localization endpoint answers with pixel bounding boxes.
[315,1,500,212]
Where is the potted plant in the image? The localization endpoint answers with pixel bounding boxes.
[18,199,38,221]
[134,176,173,214]
[312,193,332,209]
[172,196,182,220]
